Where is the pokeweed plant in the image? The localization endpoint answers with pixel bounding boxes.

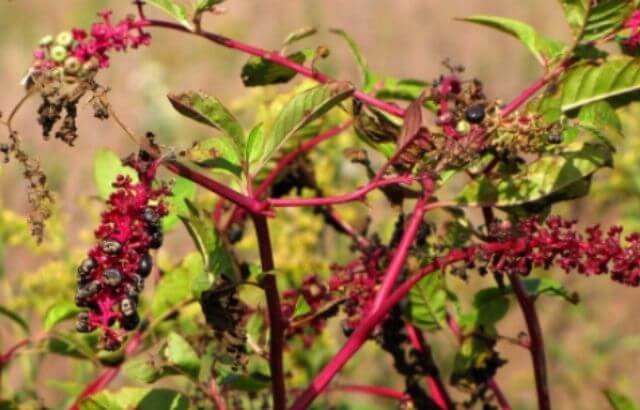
[2,0,640,409]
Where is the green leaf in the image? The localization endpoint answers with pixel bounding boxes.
[196,0,224,13]
[283,27,318,47]
[81,388,188,410]
[151,253,201,317]
[0,305,29,333]
[246,123,265,165]
[408,273,448,331]
[604,389,640,410]
[180,200,236,286]
[93,149,138,200]
[472,288,510,326]
[292,297,312,319]
[146,0,192,30]
[330,29,376,90]
[559,0,633,42]
[241,51,308,87]
[457,141,613,207]
[188,136,243,178]
[460,15,566,65]
[164,332,200,379]
[529,57,640,113]
[220,372,271,392]
[162,176,197,231]
[522,277,579,304]
[123,358,167,384]
[262,82,355,165]
[578,100,624,142]
[48,332,99,361]
[44,301,81,330]
[168,92,245,158]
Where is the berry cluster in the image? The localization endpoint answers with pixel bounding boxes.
[621,10,640,49]
[482,216,640,287]
[32,10,150,78]
[75,151,169,350]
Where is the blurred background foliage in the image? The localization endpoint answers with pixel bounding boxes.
[1,1,640,409]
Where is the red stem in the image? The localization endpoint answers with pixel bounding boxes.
[331,384,407,401]
[370,194,428,312]
[252,214,287,410]
[144,20,405,118]
[509,274,550,410]
[268,175,414,208]
[208,379,228,410]
[404,324,454,410]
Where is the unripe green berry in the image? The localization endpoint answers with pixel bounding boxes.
[50,46,68,63]
[55,31,73,47]
[39,35,54,47]
[456,120,471,135]
[64,57,82,75]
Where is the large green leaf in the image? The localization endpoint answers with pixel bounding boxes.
[168,91,245,159]
[604,389,640,410]
[146,0,192,30]
[472,288,510,326]
[164,332,200,379]
[408,273,448,331]
[161,176,197,231]
[457,141,613,207]
[460,15,566,65]
[241,51,308,87]
[530,57,640,113]
[559,0,633,42]
[93,149,138,200]
[80,387,188,410]
[187,136,243,178]
[44,301,81,330]
[0,305,29,333]
[261,82,355,165]
[150,253,201,317]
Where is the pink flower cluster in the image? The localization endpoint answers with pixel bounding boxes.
[622,10,640,49]
[75,151,169,350]
[33,10,150,76]
[483,216,640,287]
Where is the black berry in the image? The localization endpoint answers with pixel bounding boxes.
[121,312,140,330]
[120,297,136,317]
[101,239,122,254]
[465,105,485,124]
[148,229,163,249]
[75,312,94,333]
[137,253,153,277]
[547,133,563,144]
[142,207,159,224]
[103,268,123,287]
[78,257,97,276]
[131,273,145,292]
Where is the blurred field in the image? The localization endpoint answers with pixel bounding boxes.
[1,1,639,409]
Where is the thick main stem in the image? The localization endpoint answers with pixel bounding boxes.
[509,274,550,410]
[252,215,286,410]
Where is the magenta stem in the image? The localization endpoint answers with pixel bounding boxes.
[331,384,407,401]
[268,175,414,208]
[144,20,405,118]
[252,214,287,410]
[405,324,454,409]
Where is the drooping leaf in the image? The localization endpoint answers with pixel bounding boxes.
[146,0,192,30]
[408,273,448,331]
[559,0,634,42]
[161,176,197,231]
[460,15,567,65]
[330,29,376,90]
[283,27,318,47]
[186,136,243,178]
[164,332,200,379]
[0,305,29,333]
[180,200,236,287]
[168,92,245,158]
[457,140,613,207]
[241,51,308,87]
[80,387,188,410]
[44,301,81,330]
[604,389,640,410]
[375,77,437,110]
[472,288,510,326]
[261,82,355,165]
[529,57,640,113]
[93,149,138,200]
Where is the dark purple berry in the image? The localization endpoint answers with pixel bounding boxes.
[103,268,123,287]
[137,253,153,277]
[103,338,122,351]
[78,257,97,276]
[148,229,163,249]
[131,273,145,292]
[465,105,485,124]
[101,239,122,254]
[142,207,159,224]
[121,312,140,330]
[547,133,563,144]
[75,312,94,333]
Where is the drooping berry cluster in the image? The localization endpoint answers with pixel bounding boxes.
[32,10,150,78]
[481,216,640,287]
[75,151,169,350]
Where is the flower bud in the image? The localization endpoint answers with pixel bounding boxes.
[50,45,68,63]
[64,57,82,75]
[39,35,54,47]
[55,31,74,47]
[456,120,471,135]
